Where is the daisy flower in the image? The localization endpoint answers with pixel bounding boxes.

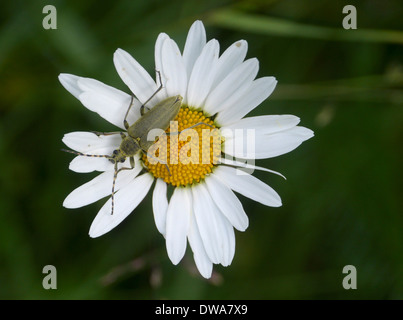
[60,21,313,279]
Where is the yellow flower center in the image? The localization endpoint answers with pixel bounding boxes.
[142,107,222,187]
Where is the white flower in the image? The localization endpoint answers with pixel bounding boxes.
[59,20,314,279]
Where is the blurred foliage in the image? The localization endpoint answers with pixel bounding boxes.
[0,0,402,299]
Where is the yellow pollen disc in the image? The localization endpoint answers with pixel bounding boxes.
[142,107,222,187]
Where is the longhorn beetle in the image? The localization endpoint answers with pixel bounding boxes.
[62,71,213,215]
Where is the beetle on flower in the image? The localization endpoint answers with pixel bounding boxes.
[60,20,314,279]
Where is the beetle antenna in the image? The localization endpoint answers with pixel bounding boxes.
[140,71,164,109]
[61,148,110,159]
[110,162,119,215]
[164,163,171,176]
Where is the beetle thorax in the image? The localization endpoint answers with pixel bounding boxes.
[119,136,140,157]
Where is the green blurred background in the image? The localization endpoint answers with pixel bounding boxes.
[0,0,402,299]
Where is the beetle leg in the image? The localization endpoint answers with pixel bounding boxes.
[138,70,164,115]
[124,71,164,129]
[123,95,135,130]
[140,105,150,116]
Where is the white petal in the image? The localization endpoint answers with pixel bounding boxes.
[154,33,170,101]
[69,154,139,174]
[64,171,113,208]
[152,178,168,236]
[215,77,277,126]
[62,132,141,173]
[192,183,235,266]
[213,166,282,207]
[186,39,219,107]
[182,20,206,80]
[161,38,187,97]
[204,58,258,115]
[68,156,112,173]
[165,187,191,265]
[220,126,257,160]
[155,33,170,73]
[62,131,121,154]
[211,40,248,88]
[188,209,213,279]
[218,157,286,180]
[113,48,163,107]
[58,73,82,100]
[222,115,301,137]
[89,173,154,238]
[202,65,259,118]
[205,175,249,231]
[225,126,314,159]
[76,77,139,129]
[255,126,314,158]
[63,165,140,208]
